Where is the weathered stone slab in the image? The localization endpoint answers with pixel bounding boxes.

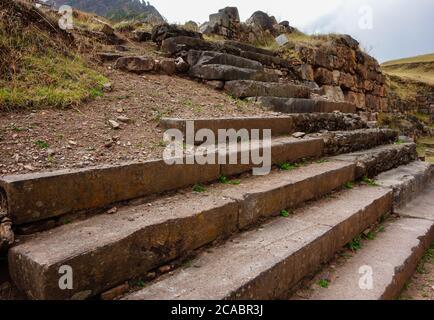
[310,217,434,300]
[114,56,155,73]
[160,114,367,139]
[377,161,433,207]
[8,161,355,300]
[252,97,357,113]
[225,80,310,99]
[124,186,392,300]
[0,160,220,225]
[187,50,263,70]
[331,143,418,178]
[189,64,278,82]
[316,129,397,155]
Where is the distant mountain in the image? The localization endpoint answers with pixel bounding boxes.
[55,0,166,22]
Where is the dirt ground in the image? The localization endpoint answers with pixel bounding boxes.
[0,66,276,177]
[400,242,434,300]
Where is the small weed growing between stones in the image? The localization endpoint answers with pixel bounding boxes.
[344,182,354,189]
[34,140,49,149]
[136,279,146,288]
[193,184,206,193]
[347,236,362,252]
[362,176,379,187]
[218,175,241,185]
[318,279,330,288]
[280,210,290,218]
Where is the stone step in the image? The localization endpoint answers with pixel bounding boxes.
[0,136,323,226]
[97,52,124,62]
[315,129,397,156]
[376,161,433,207]
[309,181,434,300]
[160,113,368,138]
[250,97,357,114]
[8,160,356,300]
[224,80,310,99]
[0,132,410,227]
[123,186,392,300]
[332,142,418,178]
[187,50,263,71]
[189,64,279,82]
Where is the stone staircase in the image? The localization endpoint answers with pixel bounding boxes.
[109,35,359,114]
[1,113,433,300]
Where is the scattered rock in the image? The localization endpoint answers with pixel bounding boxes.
[116,116,131,123]
[107,207,118,214]
[108,120,120,129]
[292,132,306,138]
[101,283,129,300]
[100,23,114,36]
[103,83,113,92]
[158,265,172,273]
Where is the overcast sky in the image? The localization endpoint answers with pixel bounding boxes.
[151,0,434,62]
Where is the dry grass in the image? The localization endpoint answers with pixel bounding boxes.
[382,53,434,67]
[382,53,434,85]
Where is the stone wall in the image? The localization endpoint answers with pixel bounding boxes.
[294,35,388,112]
[416,93,434,122]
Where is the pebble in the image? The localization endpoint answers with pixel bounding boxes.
[108,120,120,129]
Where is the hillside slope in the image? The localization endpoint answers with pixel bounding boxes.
[382,53,434,85]
[55,0,165,22]
[0,0,107,110]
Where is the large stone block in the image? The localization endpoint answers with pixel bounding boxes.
[114,56,155,73]
[225,80,310,99]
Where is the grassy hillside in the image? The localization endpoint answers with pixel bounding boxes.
[0,1,107,111]
[55,0,165,22]
[382,53,434,85]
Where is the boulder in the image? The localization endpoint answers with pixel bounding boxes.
[246,11,276,32]
[158,58,177,75]
[207,7,240,38]
[115,56,155,73]
[161,36,215,55]
[175,57,189,73]
[100,23,114,36]
[151,24,202,45]
[133,30,152,42]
